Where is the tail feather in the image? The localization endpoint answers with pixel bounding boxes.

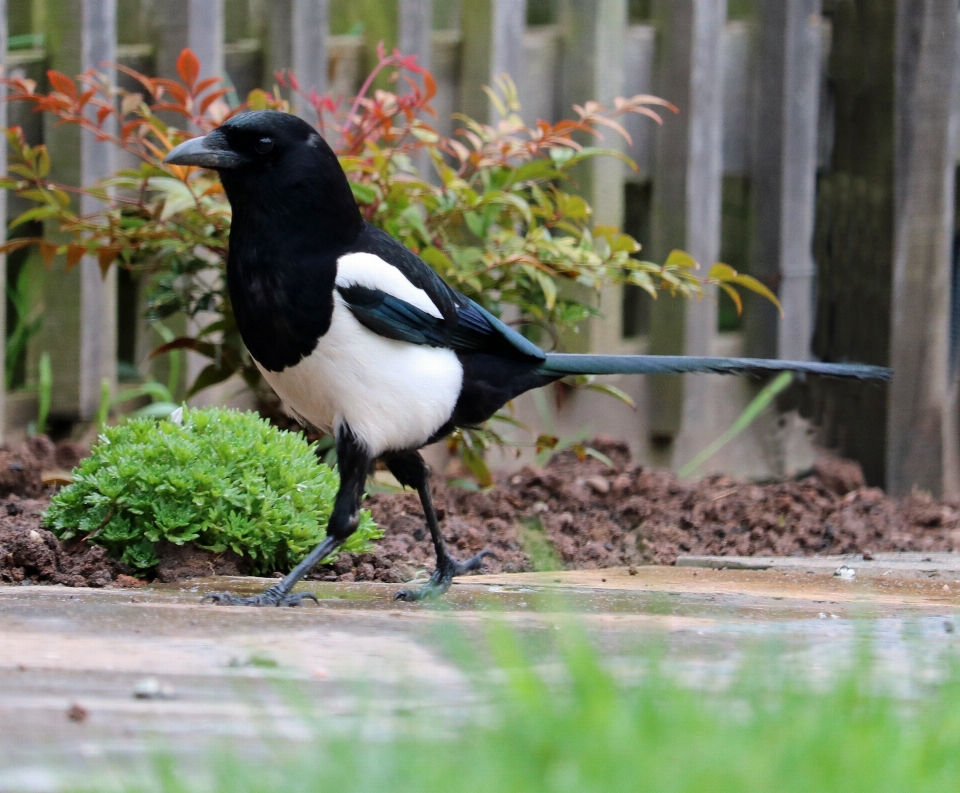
[538,354,890,381]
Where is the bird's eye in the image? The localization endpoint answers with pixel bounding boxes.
[255,137,274,154]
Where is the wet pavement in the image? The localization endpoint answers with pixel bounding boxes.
[2,559,960,791]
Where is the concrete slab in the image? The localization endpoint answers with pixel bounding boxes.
[2,563,959,791]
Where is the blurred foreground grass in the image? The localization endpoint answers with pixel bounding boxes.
[87,627,960,793]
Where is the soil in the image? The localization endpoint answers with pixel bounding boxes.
[4,436,960,588]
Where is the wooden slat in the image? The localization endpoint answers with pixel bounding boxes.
[461,0,528,123]
[35,0,118,419]
[746,0,822,362]
[519,24,561,126]
[399,0,432,74]
[0,0,6,438]
[886,0,960,496]
[155,0,224,82]
[558,0,627,357]
[268,0,329,120]
[647,0,726,457]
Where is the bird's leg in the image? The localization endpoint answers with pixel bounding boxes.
[386,451,494,602]
[203,426,372,607]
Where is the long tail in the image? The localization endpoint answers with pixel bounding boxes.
[537,354,891,381]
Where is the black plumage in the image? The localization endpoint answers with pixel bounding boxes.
[164,111,890,606]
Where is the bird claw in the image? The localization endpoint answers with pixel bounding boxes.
[201,585,319,607]
[395,549,494,602]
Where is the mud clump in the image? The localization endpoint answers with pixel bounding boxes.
[0,496,127,587]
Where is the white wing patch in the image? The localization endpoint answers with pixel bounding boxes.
[335,252,443,318]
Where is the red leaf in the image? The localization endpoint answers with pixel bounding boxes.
[98,246,122,276]
[154,79,189,105]
[66,244,86,270]
[47,70,78,100]
[176,49,201,88]
[194,77,222,95]
[199,88,230,115]
[39,241,59,269]
[96,106,111,125]
[120,119,145,140]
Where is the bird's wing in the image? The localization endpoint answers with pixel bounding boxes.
[352,223,461,326]
[335,266,545,360]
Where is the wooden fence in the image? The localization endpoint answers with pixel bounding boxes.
[0,0,956,496]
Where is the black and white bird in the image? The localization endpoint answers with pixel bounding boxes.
[164,111,889,606]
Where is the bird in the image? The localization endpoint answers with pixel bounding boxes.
[164,110,890,606]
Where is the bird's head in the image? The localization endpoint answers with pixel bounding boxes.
[164,111,360,238]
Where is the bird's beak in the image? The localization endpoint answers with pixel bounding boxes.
[164,131,246,169]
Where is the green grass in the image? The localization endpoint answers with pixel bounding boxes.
[88,626,960,793]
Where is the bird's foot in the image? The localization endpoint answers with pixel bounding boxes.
[395,549,494,602]
[201,584,318,607]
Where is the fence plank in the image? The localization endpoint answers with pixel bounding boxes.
[0,0,6,437]
[155,0,224,82]
[268,0,329,120]
[399,0,432,74]
[35,0,117,419]
[520,24,561,126]
[746,0,822,362]
[647,0,726,458]
[886,0,960,496]
[461,0,527,123]
[558,0,627,356]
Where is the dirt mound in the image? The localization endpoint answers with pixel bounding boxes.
[317,439,960,580]
[5,435,960,589]
[0,496,136,587]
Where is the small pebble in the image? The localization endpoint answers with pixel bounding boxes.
[584,475,610,495]
[834,565,856,581]
[27,530,42,543]
[945,621,955,634]
[628,566,638,576]
[532,501,549,514]
[133,677,175,700]
[67,704,88,723]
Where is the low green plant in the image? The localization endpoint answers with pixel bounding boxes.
[44,407,380,574]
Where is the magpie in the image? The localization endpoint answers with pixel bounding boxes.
[164,110,890,606]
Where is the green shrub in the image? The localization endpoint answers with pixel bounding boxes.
[43,407,381,574]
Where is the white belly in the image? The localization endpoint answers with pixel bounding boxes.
[257,294,464,457]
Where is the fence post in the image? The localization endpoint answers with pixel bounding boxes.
[886,0,960,496]
[746,0,822,362]
[399,0,432,74]
[35,0,117,420]
[647,0,726,460]
[268,0,329,120]
[461,0,527,123]
[0,0,6,438]
[155,0,224,82]
[810,1,894,486]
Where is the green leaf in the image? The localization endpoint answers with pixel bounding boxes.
[349,181,377,204]
[664,249,699,270]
